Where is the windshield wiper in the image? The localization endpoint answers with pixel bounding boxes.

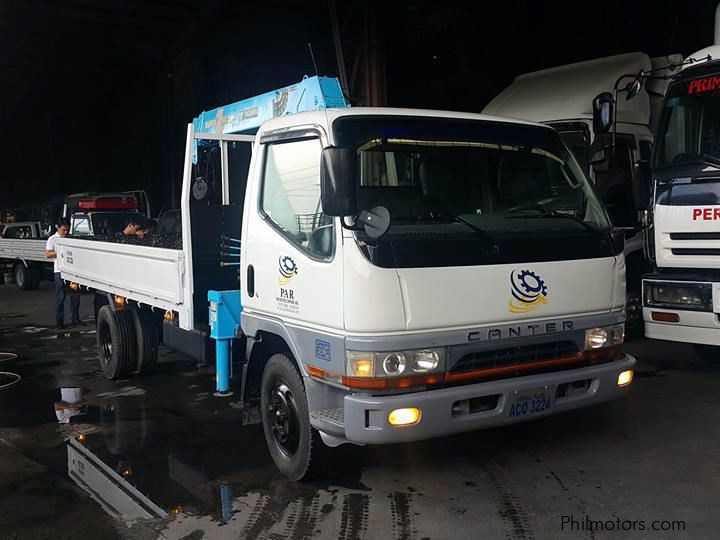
[452,215,500,248]
[505,207,601,234]
[417,213,499,249]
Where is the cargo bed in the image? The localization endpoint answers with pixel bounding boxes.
[0,238,47,263]
[56,237,187,318]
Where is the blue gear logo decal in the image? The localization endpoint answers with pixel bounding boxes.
[278,256,298,286]
[509,269,549,314]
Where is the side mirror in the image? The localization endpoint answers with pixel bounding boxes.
[320,147,358,217]
[357,206,391,238]
[633,160,651,210]
[592,92,614,135]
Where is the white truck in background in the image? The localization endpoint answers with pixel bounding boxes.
[483,52,681,337]
[56,76,636,480]
[640,6,720,358]
[0,221,50,289]
[0,192,150,290]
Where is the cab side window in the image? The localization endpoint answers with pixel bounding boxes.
[72,216,91,236]
[261,138,334,259]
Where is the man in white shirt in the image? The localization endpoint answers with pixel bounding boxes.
[45,218,81,329]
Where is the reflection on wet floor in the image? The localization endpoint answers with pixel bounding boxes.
[3,321,720,538]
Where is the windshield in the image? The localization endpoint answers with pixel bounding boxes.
[654,71,720,169]
[334,117,610,236]
[333,116,614,268]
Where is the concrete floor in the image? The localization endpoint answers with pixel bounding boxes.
[0,281,718,539]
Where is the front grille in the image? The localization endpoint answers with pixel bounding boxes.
[670,232,720,240]
[451,341,580,373]
[671,248,720,256]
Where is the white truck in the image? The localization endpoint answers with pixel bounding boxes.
[640,9,720,357]
[0,193,150,290]
[0,221,50,289]
[483,52,681,337]
[57,76,636,480]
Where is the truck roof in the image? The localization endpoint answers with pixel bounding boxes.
[683,45,720,71]
[482,52,652,126]
[258,106,553,135]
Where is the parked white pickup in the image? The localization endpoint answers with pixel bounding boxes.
[0,221,51,290]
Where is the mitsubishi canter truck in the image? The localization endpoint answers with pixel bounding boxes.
[56,76,636,480]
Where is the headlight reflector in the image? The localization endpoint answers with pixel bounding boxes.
[586,327,608,349]
[346,348,446,378]
[413,349,440,372]
[644,282,712,312]
[584,324,624,350]
[382,353,406,376]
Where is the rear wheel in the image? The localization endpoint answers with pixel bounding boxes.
[261,353,324,481]
[96,306,136,379]
[693,344,719,363]
[14,264,33,291]
[130,309,159,374]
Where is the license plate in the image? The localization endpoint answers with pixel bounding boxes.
[506,387,554,419]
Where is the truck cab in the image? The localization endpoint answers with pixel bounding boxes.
[236,107,634,478]
[0,221,43,239]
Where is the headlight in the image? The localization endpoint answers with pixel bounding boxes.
[347,348,446,378]
[584,324,624,350]
[644,282,712,312]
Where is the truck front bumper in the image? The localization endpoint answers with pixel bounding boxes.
[331,355,635,445]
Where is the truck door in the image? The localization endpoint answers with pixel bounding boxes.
[242,132,343,331]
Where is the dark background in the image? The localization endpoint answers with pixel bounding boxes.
[0,0,716,212]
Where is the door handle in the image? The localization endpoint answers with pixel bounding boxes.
[247,264,255,297]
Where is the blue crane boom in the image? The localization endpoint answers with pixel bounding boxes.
[192,75,347,137]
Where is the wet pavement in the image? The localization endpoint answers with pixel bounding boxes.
[1,282,719,539]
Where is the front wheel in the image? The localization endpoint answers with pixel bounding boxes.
[260,353,324,481]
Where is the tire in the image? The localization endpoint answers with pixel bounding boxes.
[15,264,32,291]
[96,305,136,380]
[130,309,159,374]
[625,289,644,341]
[261,353,325,481]
[693,344,719,363]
